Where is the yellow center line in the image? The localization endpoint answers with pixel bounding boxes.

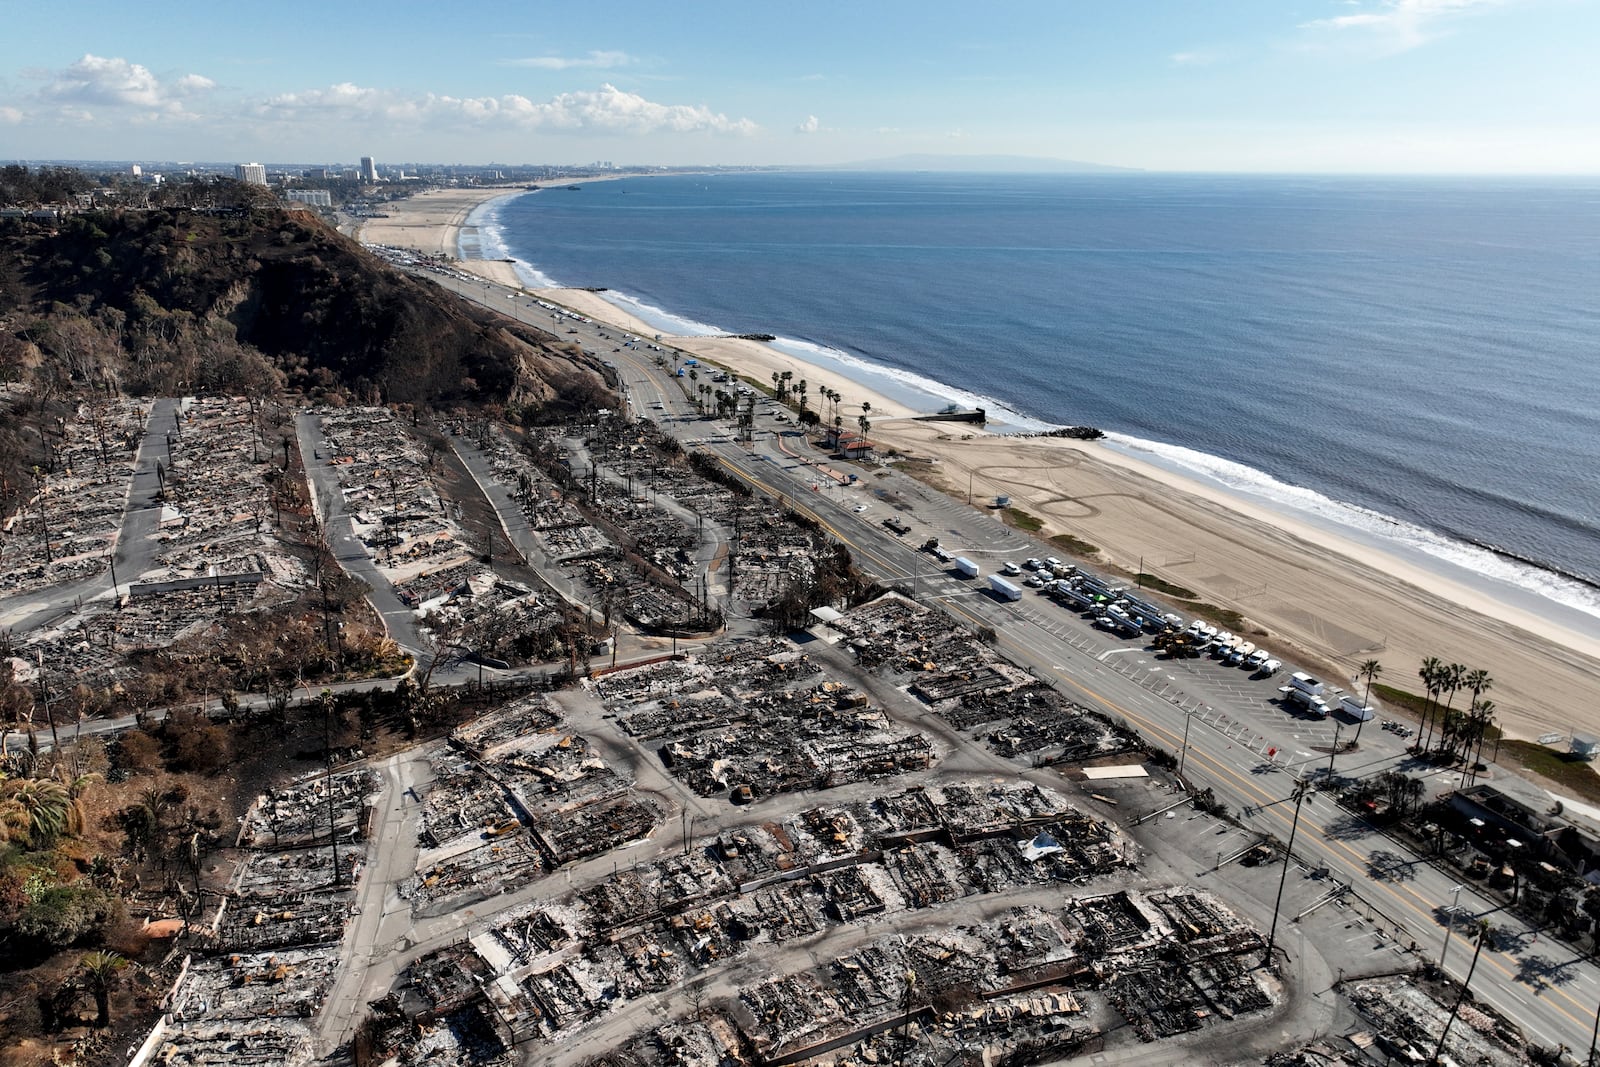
[708,447,1588,1031]
[942,602,1591,1029]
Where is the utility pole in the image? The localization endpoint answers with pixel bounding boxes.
[37,661,60,755]
[1265,777,1314,964]
[1587,985,1600,1067]
[1438,883,1465,971]
[1177,708,1195,780]
[320,691,342,886]
[1326,719,1344,777]
[1433,922,1492,1066]
[37,489,53,563]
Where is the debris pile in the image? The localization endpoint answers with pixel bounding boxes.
[1349,976,1527,1067]
[0,397,148,597]
[145,770,380,1066]
[314,407,474,606]
[603,645,933,800]
[411,695,661,912]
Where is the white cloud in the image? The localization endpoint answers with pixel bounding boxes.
[1301,0,1506,50]
[3,56,756,151]
[1170,50,1219,66]
[502,50,633,70]
[34,54,214,117]
[259,82,757,135]
[796,114,820,134]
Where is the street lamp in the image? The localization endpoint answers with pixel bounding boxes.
[1264,776,1315,965]
[1439,883,1466,970]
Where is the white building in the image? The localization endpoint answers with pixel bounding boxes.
[235,162,268,186]
[359,156,378,182]
[282,189,333,207]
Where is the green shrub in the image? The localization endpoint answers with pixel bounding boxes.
[1048,532,1099,556]
[16,885,120,948]
[1003,508,1042,532]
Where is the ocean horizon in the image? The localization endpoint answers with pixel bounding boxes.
[465,171,1600,633]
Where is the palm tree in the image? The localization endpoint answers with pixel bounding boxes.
[0,777,72,850]
[1464,668,1492,704]
[1433,921,1493,1064]
[1463,699,1496,787]
[0,796,26,847]
[1417,657,1443,751]
[51,768,94,839]
[1355,659,1382,742]
[1436,663,1466,758]
[1462,669,1492,762]
[79,951,127,1027]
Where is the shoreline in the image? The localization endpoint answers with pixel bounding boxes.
[359,186,1600,744]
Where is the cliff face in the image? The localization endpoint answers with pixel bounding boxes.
[0,204,600,408]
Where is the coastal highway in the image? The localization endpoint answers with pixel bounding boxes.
[735,431,1599,1053]
[421,268,1600,1053]
[593,298,1600,1055]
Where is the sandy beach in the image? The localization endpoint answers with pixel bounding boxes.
[358,185,529,289]
[362,187,1600,745]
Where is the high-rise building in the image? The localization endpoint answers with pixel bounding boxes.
[234,162,268,186]
[360,156,378,182]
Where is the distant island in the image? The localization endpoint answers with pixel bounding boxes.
[826,153,1139,174]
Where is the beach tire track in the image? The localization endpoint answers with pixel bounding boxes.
[975,463,1104,519]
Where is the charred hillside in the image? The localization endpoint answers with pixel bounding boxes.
[0,203,603,409]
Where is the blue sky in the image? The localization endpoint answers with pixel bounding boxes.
[0,0,1594,172]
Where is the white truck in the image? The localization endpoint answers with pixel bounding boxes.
[954,556,980,578]
[989,575,1023,601]
[1280,672,1330,716]
[1337,695,1376,722]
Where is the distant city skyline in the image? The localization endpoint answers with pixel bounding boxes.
[1,0,1596,173]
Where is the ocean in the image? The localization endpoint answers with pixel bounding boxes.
[469,172,1600,629]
